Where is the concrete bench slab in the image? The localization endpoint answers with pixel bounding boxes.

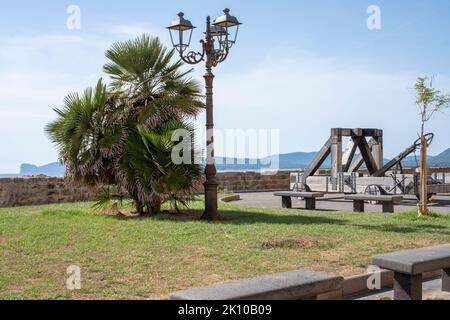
[274,192,325,210]
[345,194,403,203]
[372,244,450,300]
[274,192,325,198]
[373,244,450,275]
[344,194,403,213]
[170,270,343,300]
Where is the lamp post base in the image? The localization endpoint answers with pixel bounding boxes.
[201,164,219,220]
[202,183,219,220]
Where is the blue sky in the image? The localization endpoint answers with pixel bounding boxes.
[1,0,450,172]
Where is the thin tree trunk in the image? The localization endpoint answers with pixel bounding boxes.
[419,120,429,216]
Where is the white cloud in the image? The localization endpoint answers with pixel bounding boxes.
[0,32,106,173]
[0,69,103,173]
[2,29,449,173]
[212,47,450,158]
[0,25,171,173]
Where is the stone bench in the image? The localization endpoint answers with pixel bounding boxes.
[344,194,403,213]
[372,244,450,300]
[170,270,343,300]
[274,192,325,210]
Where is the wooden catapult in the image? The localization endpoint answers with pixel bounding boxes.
[295,128,449,197]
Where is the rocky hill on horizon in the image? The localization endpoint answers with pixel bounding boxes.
[1,148,450,178]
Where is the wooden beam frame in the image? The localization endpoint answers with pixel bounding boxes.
[302,137,332,180]
[357,137,379,175]
[301,129,384,184]
[347,138,377,173]
[343,137,359,172]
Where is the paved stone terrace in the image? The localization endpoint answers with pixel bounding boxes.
[353,278,450,300]
[234,192,450,214]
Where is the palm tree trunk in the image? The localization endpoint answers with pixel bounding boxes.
[136,202,145,215]
[150,200,161,215]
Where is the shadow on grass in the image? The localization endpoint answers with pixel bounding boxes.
[350,223,450,236]
[108,208,350,226]
[285,207,339,212]
[103,206,450,237]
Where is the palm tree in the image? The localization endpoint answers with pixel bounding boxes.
[103,34,203,118]
[103,35,204,214]
[45,79,114,184]
[46,35,204,215]
[120,124,201,214]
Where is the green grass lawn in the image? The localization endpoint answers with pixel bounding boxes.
[1,197,450,300]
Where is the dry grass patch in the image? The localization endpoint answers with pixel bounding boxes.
[1,200,450,299]
[258,236,335,250]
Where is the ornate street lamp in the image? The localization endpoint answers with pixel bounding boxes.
[168,9,242,220]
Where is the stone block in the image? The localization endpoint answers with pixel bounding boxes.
[170,270,343,300]
[372,244,450,275]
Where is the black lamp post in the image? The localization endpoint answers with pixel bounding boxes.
[167,9,242,220]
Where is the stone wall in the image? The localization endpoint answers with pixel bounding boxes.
[0,176,103,208]
[216,171,292,192]
[0,171,295,208]
[2,168,448,208]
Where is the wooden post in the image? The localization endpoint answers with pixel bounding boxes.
[331,129,342,190]
[372,131,384,171]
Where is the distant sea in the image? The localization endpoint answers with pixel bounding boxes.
[1,148,450,178]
